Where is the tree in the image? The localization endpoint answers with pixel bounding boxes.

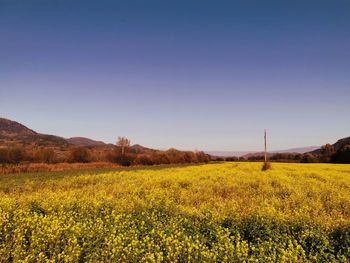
[320,144,335,162]
[134,154,154,165]
[195,151,210,163]
[116,137,130,156]
[69,147,90,163]
[9,147,26,164]
[331,145,350,164]
[301,153,318,163]
[111,137,133,166]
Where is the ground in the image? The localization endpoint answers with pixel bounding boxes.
[0,162,349,262]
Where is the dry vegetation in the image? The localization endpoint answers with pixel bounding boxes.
[0,162,120,175]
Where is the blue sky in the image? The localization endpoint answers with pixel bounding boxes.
[1,0,349,151]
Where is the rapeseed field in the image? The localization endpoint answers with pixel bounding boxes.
[0,162,349,262]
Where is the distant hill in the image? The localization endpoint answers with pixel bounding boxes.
[130,144,152,152]
[273,146,320,154]
[0,118,37,138]
[310,136,350,154]
[206,151,252,157]
[0,117,212,165]
[242,152,269,159]
[3,116,347,163]
[0,117,150,152]
[208,146,320,158]
[241,146,320,159]
[0,117,69,147]
[67,137,106,147]
[333,137,350,150]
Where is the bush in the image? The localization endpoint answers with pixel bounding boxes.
[301,153,319,163]
[69,147,91,163]
[262,162,272,171]
[39,148,56,164]
[107,149,134,166]
[134,154,154,165]
[195,151,211,163]
[0,148,9,163]
[8,147,27,164]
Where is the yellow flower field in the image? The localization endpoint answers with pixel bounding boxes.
[0,162,349,262]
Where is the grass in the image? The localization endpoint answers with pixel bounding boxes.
[0,162,121,175]
[0,162,349,262]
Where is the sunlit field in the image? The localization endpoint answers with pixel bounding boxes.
[0,162,349,262]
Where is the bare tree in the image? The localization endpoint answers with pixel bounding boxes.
[116,136,130,156]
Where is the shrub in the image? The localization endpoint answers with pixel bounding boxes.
[0,148,9,163]
[301,153,319,163]
[262,162,272,171]
[39,148,56,163]
[134,154,154,165]
[69,147,91,163]
[8,147,27,163]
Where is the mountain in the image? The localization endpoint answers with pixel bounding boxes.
[311,136,350,154]
[0,117,150,152]
[130,144,151,151]
[273,146,320,154]
[333,137,350,150]
[206,151,253,157]
[241,146,320,158]
[0,118,37,138]
[0,117,69,147]
[207,146,320,158]
[242,152,269,159]
[67,137,106,147]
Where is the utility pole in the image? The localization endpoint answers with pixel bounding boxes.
[264,129,267,164]
[262,129,271,170]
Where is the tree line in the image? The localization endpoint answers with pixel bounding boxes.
[1,138,349,165]
[213,143,350,164]
[0,137,211,166]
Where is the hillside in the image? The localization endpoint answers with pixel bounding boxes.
[206,151,252,157]
[310,136,350,154]
[241,146,320,158]
[274,146,320,154]
[130,144,152,152]
[0,117,211,165]
[208,146,320,158]
[0,118,36,137]
[67,137,106,147]
[0,118,150,151]
[333,136,350,150]
[0,118,69,147]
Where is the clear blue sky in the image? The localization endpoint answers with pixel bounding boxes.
[1,0,349,151]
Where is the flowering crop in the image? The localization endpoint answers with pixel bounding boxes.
[0,162,349,262]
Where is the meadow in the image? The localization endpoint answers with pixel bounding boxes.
[0,162,349,262]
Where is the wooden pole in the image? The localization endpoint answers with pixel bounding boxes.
[264,129,267,164]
